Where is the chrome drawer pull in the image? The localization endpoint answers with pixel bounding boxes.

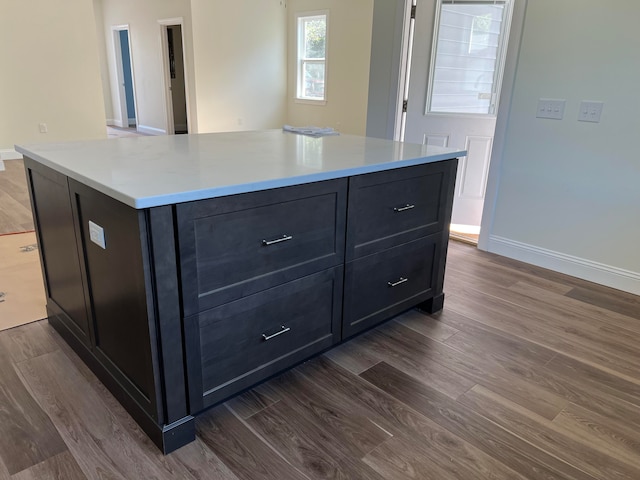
[388,277,409,287]
[393,204,415,212]
[262,234,293,246]
[262,325,291,341]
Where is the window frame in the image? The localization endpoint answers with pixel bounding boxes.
[425,0,514,117]
[295,11,329,104]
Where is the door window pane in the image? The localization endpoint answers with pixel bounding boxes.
[428,1,509,114]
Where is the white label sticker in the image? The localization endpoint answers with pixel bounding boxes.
[88,221,106,249]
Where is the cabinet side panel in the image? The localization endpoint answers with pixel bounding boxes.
[25,160,91,344]
[70,180,159,419]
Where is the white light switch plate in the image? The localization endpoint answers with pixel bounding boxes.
[578,101,604,123]
[89,221,106,249]
[536,98,566,120]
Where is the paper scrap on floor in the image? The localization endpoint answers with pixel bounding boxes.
[283,125,340,137]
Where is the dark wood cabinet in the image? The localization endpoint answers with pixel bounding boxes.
[343,234,443,338]
[176,179,347,316]
[184,267,343,412]
[24,156,457,454]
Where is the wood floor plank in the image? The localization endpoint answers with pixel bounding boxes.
[393,308,459,342]
[15,350,203,480]
[0,322,58,364]
[301,357,528,480]
[509,281,640,335]
[435,309,640,430]
[34,326,241,480]
[0,458,9,480]
[355,324,476,400]
[443,321,557,369]
[322,339,381,375]
[553,402,640,468]
[546,354,640,408]
[459,385,640,480]
[10,451,86,480]
[224,383,281,419]
[363,433,527,480]
[360,362,597,480]
[446,244,574,295]
[445,289,640,383]
[247,399,388,480]
[264,369,392,459]
[197,405,311,480]
[565,286,640,320]
[169,438,241,480]
[369,320,568,419]
[0,346,67,475]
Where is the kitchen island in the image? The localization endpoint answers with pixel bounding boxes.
[17,130,464,453]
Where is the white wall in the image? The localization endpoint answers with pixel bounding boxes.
[485,0,640,294]
[0,0,106,153]
[100,0,196,135]
[287,0,374,136]
[93,0,114,124]
[190,0,288,133]
[366,0,405,140]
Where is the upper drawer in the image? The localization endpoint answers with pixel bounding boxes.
[346,160,457,260]
[177,178,347,316]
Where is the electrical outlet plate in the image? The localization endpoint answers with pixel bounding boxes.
[578,101,604,123]
[536,98,566,120]
[89,221,106,249]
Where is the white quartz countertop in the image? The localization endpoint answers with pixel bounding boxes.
[16,130,466,209]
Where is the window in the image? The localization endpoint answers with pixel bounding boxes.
[296,13,328,102]
[427,0,512,115]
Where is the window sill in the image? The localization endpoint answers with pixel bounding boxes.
[295,98,327,106]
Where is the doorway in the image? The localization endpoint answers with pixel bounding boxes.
[159,20,189,135]
[112,26,138,130]
[402,0,515,241]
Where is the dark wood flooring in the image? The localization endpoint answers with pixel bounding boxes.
[1,241,639,479]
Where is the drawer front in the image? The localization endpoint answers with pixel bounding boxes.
[177,179,347,316]
[184,267,343,412]
[343,234,442,338]
[346,161,456,260]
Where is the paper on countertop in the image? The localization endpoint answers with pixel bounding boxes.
[283,125,340,137]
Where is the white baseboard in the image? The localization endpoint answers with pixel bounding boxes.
[106,119,117,126]
[137,125,166,136]
[0,149,23,161]
[487,235,640,295]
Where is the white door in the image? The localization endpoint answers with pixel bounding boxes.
[404,0,513,230]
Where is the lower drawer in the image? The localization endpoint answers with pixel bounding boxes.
[184,267,343,412]
[343,234,442,338]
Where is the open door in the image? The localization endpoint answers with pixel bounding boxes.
[404,0,514,237]
[159,19,189,135]
[112,26,138,130]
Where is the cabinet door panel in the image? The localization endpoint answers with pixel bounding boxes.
[343,234,442,338]
[177,179,346,316]
[184,267,342,412]
[71,181,161,421]
[346,161,456,260]
[26,163,91,344]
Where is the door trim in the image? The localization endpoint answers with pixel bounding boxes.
[477,0,527,250]
[158,17,192,135]
[110,25,138,130]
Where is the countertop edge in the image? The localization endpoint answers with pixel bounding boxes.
[16,143,465,210]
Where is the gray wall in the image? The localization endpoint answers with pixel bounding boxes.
[485,0,640,294]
